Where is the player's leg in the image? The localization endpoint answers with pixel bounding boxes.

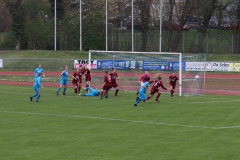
[114,85,119,96]
[78,82,81,94]
[63,80,67,95]
[170,85,174,97]
[147,89,154,100]
[155,90,161,102]
[100,89,105,99]
[56,80,64,95]
[36,91,41,102]
[134,91,145,106]
[30,87,39,101]
[105,88,109,98]
[85,80,90,89]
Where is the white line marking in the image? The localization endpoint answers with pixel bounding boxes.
[1,111,239,130]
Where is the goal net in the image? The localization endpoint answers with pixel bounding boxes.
[88,50,205,96]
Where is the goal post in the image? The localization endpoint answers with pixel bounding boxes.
[88,50,205,97]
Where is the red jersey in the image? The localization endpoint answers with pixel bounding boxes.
[169,75,179,85]
[72,72,79,86]
[109,72,118,84]
[104,74,113,85]
[78,69,84,83]
[84,68,91,81]
[139,74,150,83]
[152,80,167,90]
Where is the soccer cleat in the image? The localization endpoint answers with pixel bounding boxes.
[100,96,103,99]
[155,100,160,102]
[63,92,66,95]
[115,95,118,97]
[134,104,137,106]
[30,97,33,102]
[171,94,173,97]
[105,95,108,98]
[74,93,77,96]
[78,93,82,96]
[56,92,59,96]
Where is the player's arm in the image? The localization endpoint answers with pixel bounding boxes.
[160,83,167,90]
[34,68,38,76]
[38,78,44,88]
[178,80,181,86]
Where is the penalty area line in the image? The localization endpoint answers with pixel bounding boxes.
[1,110,240,130]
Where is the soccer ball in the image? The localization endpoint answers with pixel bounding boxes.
[195,75,200,79]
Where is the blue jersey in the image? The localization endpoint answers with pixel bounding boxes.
[33,76,42,88]
[83,87,99,96]
[139,81,149,93]
[34,68,44,77]
[61,70,68,80]
[90,88,99,96]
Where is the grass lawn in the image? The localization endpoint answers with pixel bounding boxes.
[0,84,239,160]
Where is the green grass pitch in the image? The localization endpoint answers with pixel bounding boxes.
[0,84,240,160]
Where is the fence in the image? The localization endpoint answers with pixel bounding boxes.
[0,58,240,96]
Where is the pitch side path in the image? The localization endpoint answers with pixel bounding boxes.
[0,71,240,96]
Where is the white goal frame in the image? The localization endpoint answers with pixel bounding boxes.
[89,50,183,97]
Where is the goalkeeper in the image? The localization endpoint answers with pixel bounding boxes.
[82,87,100,96]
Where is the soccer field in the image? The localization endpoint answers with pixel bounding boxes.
[0,84,240,160]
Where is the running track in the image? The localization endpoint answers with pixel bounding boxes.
[0,71,240,96]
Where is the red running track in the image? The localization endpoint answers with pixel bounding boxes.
[0,71,240,96]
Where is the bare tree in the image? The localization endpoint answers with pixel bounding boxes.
[166,0,196,52]
[198,0,218,52]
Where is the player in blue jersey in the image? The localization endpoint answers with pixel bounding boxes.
[30,73,44,102]
[81,87,100,96]
[56,65,69,95]
[34,64,45,81]
[134,77,150,106]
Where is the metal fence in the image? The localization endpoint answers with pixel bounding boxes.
[107,30,240,54]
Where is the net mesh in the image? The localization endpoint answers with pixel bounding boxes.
[89,50,205,96]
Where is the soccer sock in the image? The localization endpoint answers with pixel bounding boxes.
[147,95,151,100]
[100,91,104,97]
[136,98,142,105]
[36,94,41,101]
[74,88,77,94]
[31,93,38,98]
[171,90,174,95]
[115,89,119,96]
[56,87,61,93]
[136,91,139,95]
[63,88,66,93]
[156,93,161,101]
[78,86,81,93]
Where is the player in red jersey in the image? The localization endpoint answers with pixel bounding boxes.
[84,66,92,89]
[137,71,151,95]
[109,68,119,96]
[100,71,113,99]
[169,72,181,97]
[72,68,80,95]
[77,66,84,94]
[146,76,167,102]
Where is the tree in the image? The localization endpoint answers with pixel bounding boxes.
[135,0,153,51]
[165,0,196,52]
[197,0,218,52]
[5,0,26,49]
[216,0,234,29]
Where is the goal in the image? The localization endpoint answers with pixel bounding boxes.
[88,50,205,96]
